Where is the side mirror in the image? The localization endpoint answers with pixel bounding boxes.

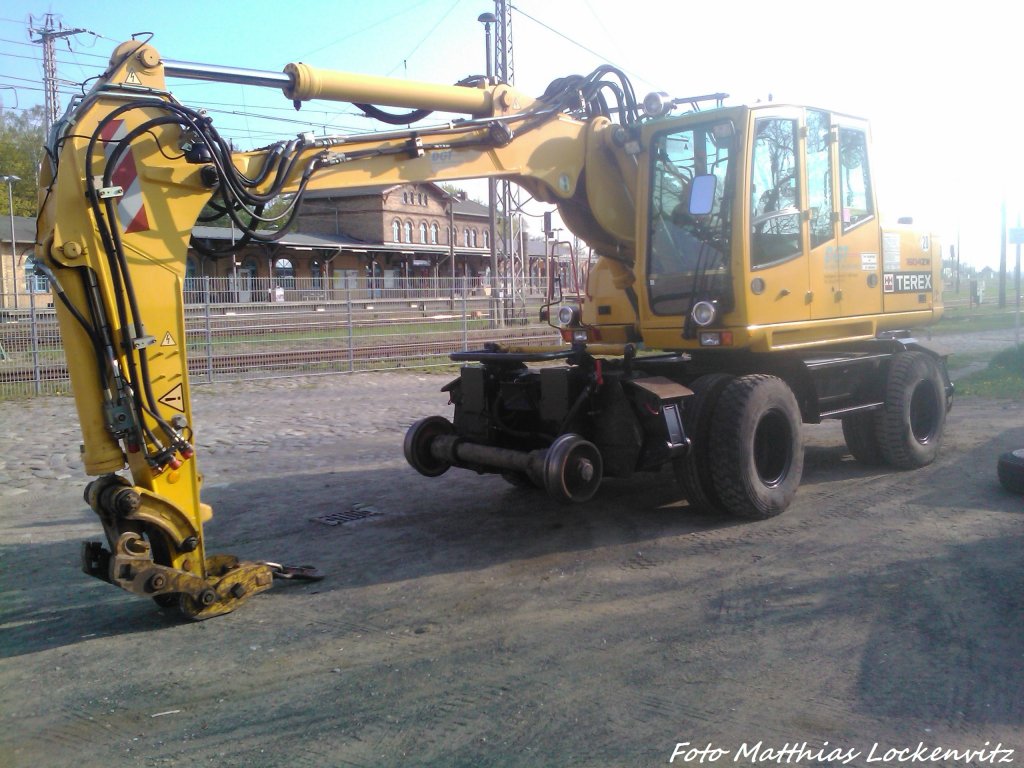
[689,174,716,216]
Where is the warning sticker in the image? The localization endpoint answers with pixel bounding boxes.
[125,69,142,85]
[160,331,175,347]
[158,383,185,412]
[882,232,901,272]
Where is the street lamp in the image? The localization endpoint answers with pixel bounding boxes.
[1,174,19,310]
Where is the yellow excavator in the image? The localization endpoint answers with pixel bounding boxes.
[35,38,950,618]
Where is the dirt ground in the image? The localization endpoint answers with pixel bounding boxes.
[1,362,1023,767]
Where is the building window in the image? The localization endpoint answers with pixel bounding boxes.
[483,230,489,249]
[419,222,428,244]
[311,260,323,289]
[274,258,295,289]
[24,256,49,294]
[470,229,478,247]
[464,227,471,246]
[403,191,408,204]
[403,221,413,243]
[431,223,439,244]
[392,219,401,242]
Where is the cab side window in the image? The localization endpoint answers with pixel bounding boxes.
[839,127,873,229]
[750,118,800,268]
[807,110,833,248]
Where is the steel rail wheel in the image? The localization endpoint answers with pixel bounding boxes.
[543,434,603,503]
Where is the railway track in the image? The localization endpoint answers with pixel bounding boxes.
[1,325,560,389]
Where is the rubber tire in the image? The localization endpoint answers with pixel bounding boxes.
[543,434,603,504]
[404,416,454,477]
[673,373,733,512]
[842,411,884,465]
[709,374,803,520]
[876,352,946,469]
[997,449,1024,494]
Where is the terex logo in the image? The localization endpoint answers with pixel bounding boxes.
[883,272,932,293]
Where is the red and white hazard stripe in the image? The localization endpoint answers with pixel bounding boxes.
[98,119,151,234]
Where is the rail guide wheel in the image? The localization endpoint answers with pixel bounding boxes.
[997,449,1024,495]
[543,434,603,504]
[404,416,454,477]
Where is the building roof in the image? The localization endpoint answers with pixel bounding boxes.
[191,224,369,249]
[0,215,38,246]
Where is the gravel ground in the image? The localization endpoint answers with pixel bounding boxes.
[1,332,1022,768]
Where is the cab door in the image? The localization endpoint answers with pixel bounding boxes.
[805,111,882,319]
[833,117,882,316]
[744,110,809,325]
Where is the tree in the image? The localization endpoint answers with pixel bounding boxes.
[0,105,46,216]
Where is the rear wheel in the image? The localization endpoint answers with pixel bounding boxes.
[842,411,884,465]
[876,352,946,469]
[673,373,733,512]
[709,375,803,520]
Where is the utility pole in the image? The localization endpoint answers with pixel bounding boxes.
[492,0,520,321]
[1000,197,1007,308]
[29,14,89,134]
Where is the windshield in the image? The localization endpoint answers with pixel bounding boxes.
[647,121,734,316]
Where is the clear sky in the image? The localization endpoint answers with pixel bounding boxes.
[2,0,1021,268]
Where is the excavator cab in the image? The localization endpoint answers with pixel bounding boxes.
[580,105,941,353]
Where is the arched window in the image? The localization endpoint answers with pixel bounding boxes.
[430,223,439,244]
[464,227,471,246]
[402,191,408,204]
[392,219,401,242]
[483,230,489,249]
[403,221,413,243]
[419,222,428,244]
[470,229,478,247]
[274,258,295,289]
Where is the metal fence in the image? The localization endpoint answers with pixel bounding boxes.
[0,276,561,399]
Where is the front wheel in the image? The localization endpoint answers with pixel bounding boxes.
[673,373,733,513]
[709,375,803,520]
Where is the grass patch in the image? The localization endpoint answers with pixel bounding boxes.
[931,305,1022,335]
[955,345,1024,398]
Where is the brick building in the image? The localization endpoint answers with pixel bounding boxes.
[186,182,497,301]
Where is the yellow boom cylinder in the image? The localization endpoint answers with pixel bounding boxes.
[282,62,493,115]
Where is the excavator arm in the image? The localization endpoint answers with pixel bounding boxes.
[35,39,638,617]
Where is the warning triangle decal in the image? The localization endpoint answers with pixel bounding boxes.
[158,383,185,413]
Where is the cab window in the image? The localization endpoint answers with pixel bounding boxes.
[839,126,873,229]
[750,117,800,269]
[807,110,833,248]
